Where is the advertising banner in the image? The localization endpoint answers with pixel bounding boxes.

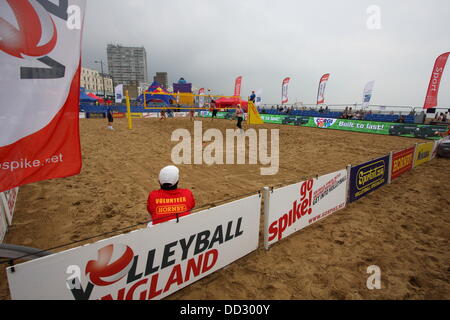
[255,88,263,107]
[317,74,330,105]
[0,0,87,193]
[281,77,290,104]
[7,194,261,300]
[349,155,390,203]
[234,76,242,97]
[265,169,348,248]
[115,84,124,103]
[391,147,415,181]
[198,88,205,108]
[423,52,450,109]
[414,142,434,168]
[362,81,375,108]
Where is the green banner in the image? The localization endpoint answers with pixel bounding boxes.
[199,112,446,140]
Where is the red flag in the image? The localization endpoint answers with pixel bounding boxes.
[281,77,290,104]
[234,76,242,96]
[0,0,86,193]
[423,52,450,109]
[317,73,330,105]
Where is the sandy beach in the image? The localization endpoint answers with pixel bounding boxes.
[1,118,448,300]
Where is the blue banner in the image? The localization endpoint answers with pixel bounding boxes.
[349,155,390,203]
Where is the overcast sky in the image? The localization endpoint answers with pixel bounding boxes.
[82,0,450,107]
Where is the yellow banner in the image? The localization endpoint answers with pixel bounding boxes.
[414,142,434,168]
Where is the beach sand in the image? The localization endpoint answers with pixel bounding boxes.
[1,118,448,299]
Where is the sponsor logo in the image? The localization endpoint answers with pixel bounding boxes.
[268,180,314,242]
[314,118,336,128]
[392,149,414,179]
[356,160,385,191]
[86,244,135,287]
[0,0,72,79]
[417,151,430,161]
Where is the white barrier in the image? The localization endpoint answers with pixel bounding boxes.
[0,201,7,243]
[7,194,261,300]
[1,187,19,225]
[264,169,348,249]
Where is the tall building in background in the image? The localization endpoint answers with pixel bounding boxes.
[154,72,168,89]
[107,44,148,87]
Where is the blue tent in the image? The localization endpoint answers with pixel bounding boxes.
[80,87,97,102]
[136,81,174,105]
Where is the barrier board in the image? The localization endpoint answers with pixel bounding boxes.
[256,114,446,140]
[414,142,434,168]
[391,147,415,181]
[264,169,348,249]
[0,200,7,243]
[7,194,261,300]
[431,139,443,160]
[1,187,19,226]
[349,155,390,203]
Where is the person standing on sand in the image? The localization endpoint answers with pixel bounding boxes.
[106,106,114,130]
[235,104,244,132]
[160,108,167,120]
[147,166,196,227]
[211,99,218,121]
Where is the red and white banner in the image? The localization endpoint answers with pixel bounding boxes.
[7,194,261,300]
[234,76,242,97]
[1,187,19,225]
[0,199,8,243]
[264,169,348,249]
[198,88,205,107]
[281,77,290,104]
[423,52,449,109]
[316,73,330,105]
[0,0,86,193]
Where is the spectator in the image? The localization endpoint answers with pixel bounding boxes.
[397,115,406,123]
[435,124,450,138]
[235,104,244,132]
[147,166,196,226]
[249,91,256,103]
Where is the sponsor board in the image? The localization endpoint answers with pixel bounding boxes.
[86,112,106,119]
[256,114,445,140]
[112,113,126,119]
[0,199,8,243]
[431,139,443,160]
[1,187,19,225]
[143,113,159,118]
[349,155,390,203]
[79,113,86,119]
[7,194,261,300]
[414,142,434,168]
[264,169,348,248]
[173,112,189,118]
[391,147,415,181]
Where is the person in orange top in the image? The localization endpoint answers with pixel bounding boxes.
[147,166,195,226]
[435,124,450,138]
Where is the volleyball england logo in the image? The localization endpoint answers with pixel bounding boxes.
[85,244,135,287]
[0,0,58,59]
